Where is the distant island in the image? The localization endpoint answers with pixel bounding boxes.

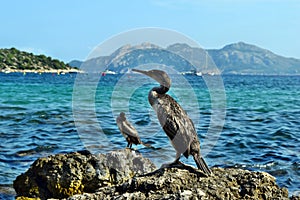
[1,42,300,75]
[69,42,300,75]
[208,42,300,75]
[0,47,80,74]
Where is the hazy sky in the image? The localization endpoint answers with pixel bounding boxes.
[1,0,299,62]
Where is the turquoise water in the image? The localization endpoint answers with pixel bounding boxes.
[0,73,299,198]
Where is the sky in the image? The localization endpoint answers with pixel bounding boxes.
[1,0,299,62]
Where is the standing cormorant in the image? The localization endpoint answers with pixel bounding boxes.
[132,69,211,175]
[116,112,150,148]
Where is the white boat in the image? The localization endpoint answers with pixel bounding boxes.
[196,72,202,76]
[103,70,116,75]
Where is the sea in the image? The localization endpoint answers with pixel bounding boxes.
[0,72,299,199]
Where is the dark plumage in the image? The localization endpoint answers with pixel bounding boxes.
[132,69,211,175]
[116,112,150,148]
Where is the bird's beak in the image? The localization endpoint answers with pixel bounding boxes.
[132,69,159,82]
[132,68,170,88]
[132,69,148,76]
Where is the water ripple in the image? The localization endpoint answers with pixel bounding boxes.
[0,74,300,196]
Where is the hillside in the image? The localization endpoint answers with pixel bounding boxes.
[0,47,78,73]
[69,42,300,75]
[71,43,219,74]
[207,42,300,75]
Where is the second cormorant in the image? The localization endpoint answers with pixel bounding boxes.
[116,112,150,149]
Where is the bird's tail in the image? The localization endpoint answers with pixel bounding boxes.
[193,153,212,175]
[141,142,154,148]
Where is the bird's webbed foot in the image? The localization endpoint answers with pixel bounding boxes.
[125,142,134,150]
[125,147,137,151]
[160,160,184,168]
[160,153,183,168]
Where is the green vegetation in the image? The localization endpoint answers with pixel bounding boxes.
[0,47,76,72]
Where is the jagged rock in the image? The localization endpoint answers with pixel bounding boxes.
[14,150,296,200]
[68,167,289,200]
[13,149,156,199]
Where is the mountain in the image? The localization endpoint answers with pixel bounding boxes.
[0,47,78,73]
[68,42,300,75]
[70,43,218,74]
[68,60,82,69]
[207,42,300,75]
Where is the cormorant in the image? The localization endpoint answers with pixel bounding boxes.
[116,112,150,148]
[132,69,211,175]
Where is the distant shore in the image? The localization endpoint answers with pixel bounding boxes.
[2,69,300,76]
[0,68,84,74]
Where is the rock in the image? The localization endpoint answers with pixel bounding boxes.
[290,195,300,200]
[14,150,296,200]
[14,149,156,199]
[69,167,289,200]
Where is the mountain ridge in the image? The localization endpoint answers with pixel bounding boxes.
[1,42,298,75]
[207,42,300,75]
[69,42,300,75]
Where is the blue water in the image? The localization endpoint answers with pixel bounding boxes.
[0,72,299,198]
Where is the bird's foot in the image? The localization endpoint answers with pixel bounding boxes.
[160,161,209,177]
[125,147,139,152]
[160,160,184,168]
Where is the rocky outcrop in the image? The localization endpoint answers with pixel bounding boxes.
[69,167,289,200]
[13,149,156,199]
[14,149,297,200]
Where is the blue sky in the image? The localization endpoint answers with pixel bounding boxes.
[1,0,299,62]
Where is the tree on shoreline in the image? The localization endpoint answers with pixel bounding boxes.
[0,47,77,72]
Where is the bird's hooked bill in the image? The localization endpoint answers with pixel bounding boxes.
[132,69,147,74]
[132,68,171,89]
[132,68,157,82]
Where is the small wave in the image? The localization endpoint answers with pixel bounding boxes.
[0,105,27,111]
[250,160,278,169]
[292,162,300,175]
[272,128,294,140]
[135,119,150,125]
[262,152,293,162]
[269,169,289,176]
[0,185,16,200]
[250,117,265,122]
[16,145,58,157]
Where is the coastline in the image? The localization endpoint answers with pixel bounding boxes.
[0,68,84,74]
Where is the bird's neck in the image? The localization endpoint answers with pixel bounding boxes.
[153,85,169,94]
[148,85,169,108]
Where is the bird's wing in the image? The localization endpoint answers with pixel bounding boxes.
[116,116,127,139]
[121,120,139,138]
[157,95,194,154]
[116,116,123,131]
